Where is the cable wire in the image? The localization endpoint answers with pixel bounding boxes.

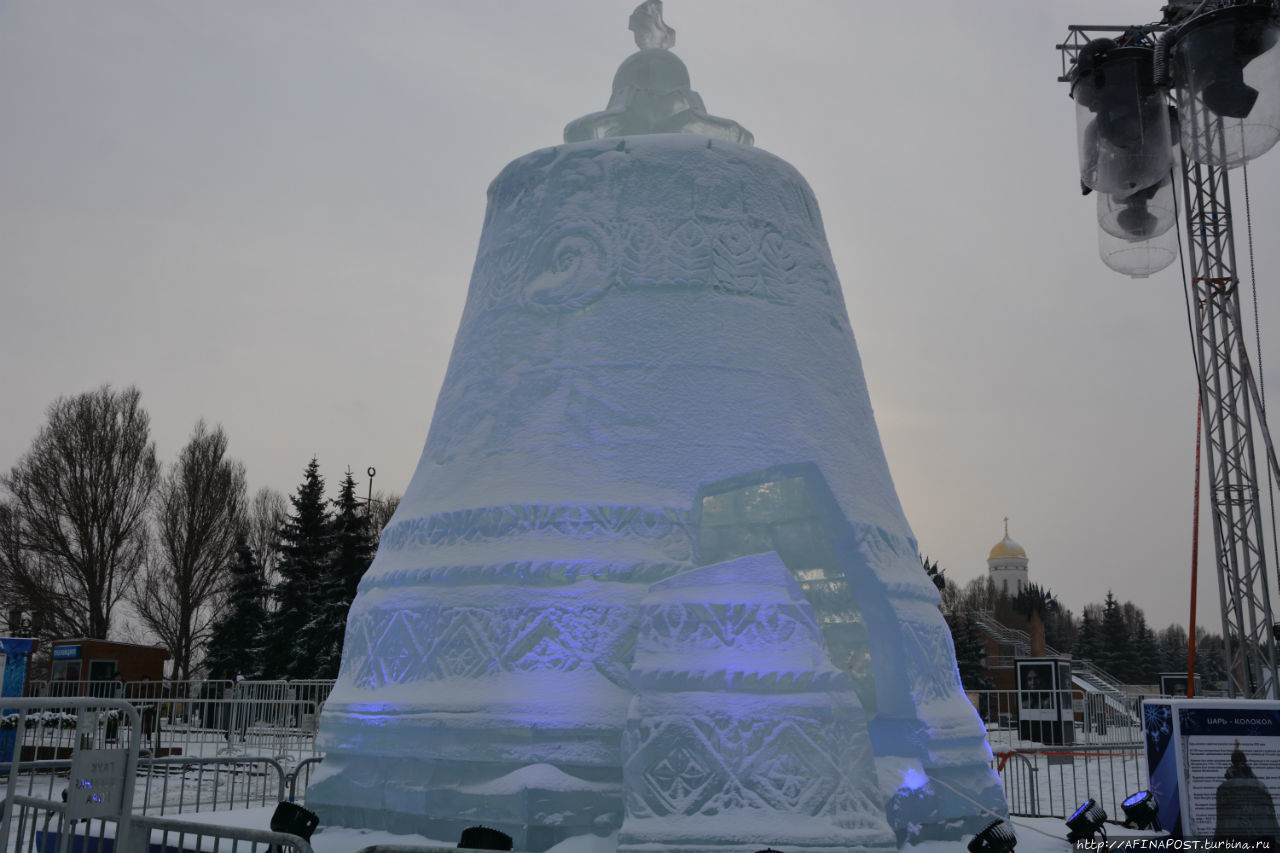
[1241,160,1280,595]
[1173,161,1204,439]
[925,773,1075,844]
[1172,158,1209,649]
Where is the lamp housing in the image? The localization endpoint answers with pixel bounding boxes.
[270,801,319,841]
[1098,212,1178,278]
[1121,790,1160,830]
[1098,173,1177,241]
[1172,3,1280,167]
[1066,798,1109,843]
[967,818,1017,853]
[458,825,514,851]
[1073,41,1173,194]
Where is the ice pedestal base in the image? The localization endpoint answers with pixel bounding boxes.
[311,756,622,850]
[618,555,897,852]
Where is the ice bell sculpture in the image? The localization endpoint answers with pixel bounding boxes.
[310,3,1006,849]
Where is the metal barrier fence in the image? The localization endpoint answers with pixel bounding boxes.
[3,800,314,853]
[969,687,1150,820]
[0,697,314,853]
[133,813,315,853]
[993,743,1150,821]
[2,684,1157,832]
[964,689,1154,821]
[968,688,1146,749]
[136,755,287,815]
[288,756,325,803]
[0,696,140,853]
[22,679,335,762]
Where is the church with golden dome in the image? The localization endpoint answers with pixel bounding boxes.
[988,517,1029,595]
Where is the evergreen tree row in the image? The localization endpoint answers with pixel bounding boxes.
[206,458,377,681]
[929,558,1230,691]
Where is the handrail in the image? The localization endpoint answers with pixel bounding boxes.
[134,813,314,853]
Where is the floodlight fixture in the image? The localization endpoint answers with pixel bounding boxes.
[1066,798,1109,843]
[270,801,320,841]
[1098,173,1177,241]
[1121,790,1160,830]
[458,825,514,851]
[1072,39,1172,195]
[1097,213,1178,278]
[1169,3,1280,167]
[967,818,1017,853]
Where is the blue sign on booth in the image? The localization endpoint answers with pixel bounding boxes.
[0,637,37,764]
[52,645,80,659]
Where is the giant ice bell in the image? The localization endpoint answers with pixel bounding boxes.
[310,4,1006,850]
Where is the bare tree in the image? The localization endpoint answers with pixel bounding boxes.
[131,421,246,679]
[0,386,158,639]
[246,486,287,588]
[367,491,401,546]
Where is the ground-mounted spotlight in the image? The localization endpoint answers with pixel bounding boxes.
[270,801,319,841]
[458,824,514,851]
[1121,790,1160,830]
[1066,798,1108,843]
[753,849,785,853]
[967,818,1017,853]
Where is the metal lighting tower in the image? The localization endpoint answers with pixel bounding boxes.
[1059,1,1280,698]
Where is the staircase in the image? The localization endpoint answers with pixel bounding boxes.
[970,611,1061,660]
[967,611,1130,706]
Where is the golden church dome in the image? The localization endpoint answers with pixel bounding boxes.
[988,535,1027,560]
[988,519,1027,560]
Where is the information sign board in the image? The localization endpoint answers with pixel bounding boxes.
[1142,698,1280,840]
[65,748,129,821]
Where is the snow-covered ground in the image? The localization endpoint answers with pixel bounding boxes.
[170,805,1166,853]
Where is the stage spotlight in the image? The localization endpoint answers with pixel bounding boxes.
[1121,790,1159,830]
[968,818,1017,853]
[270,801,319,841]
[1066,799,1108,843]
[458,825,514,850]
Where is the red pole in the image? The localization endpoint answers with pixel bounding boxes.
[1188,396,1202,698]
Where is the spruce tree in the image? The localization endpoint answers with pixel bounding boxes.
[921,556,946,592]
[1127,609,1161,685]
[262,458,332,679]
[1075,607,1101,662]
[313,470,376,678]
[946,611,995,692]
[204,536,268,678]
[1098,591,1133,680]
[1157,624,1190,675]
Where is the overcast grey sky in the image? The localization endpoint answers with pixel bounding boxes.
[2,0,1278,634]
